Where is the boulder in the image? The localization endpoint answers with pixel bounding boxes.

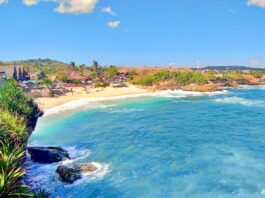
[74,163,97,173]
[56,165,82,184]
[28,146,70,163]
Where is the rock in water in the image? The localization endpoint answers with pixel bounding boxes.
[56,165,82,183]
[28,146,70,163]
[74,163,98,172]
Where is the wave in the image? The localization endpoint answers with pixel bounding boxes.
[107,108,144,114]
[44,99,112,116]
[214,97,264,106]
[61,147,92,165]
[153,89,228,98]
[44,90,228,116]
[240,85,265,90]
[82,162,110,179]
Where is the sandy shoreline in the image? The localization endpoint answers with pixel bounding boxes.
[35,84,153,111]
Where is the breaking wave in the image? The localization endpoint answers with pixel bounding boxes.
[214,97,264,106]
[44,90,228,115]
[153,89,228,98]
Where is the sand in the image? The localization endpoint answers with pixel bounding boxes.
[35,84,153,110]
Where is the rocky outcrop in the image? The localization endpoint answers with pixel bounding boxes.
[28,104,43,134]
[56,163,97,184]
[28,146,70,163]
[56,165,82,184]
[181,84,221,92]
[74,163,97,173]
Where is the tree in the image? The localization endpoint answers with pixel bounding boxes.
[22,68,27,80]
[105,66,118,79]
[79,64,86,76]
[91,60,103,78]
[70,61,76,70]
[13,66,17,81]
[92,60,98,70]
[18,67,22,81]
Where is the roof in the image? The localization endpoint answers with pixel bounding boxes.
[69,72,88,80]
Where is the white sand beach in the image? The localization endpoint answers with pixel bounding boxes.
[35,84,153,111]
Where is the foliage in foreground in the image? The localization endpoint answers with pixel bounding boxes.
[0,80,47,197]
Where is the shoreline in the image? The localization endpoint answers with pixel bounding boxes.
[35,84,154,111]
[35,84,232,116]
[35,84,265,116]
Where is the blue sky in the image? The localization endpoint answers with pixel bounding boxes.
[0,0,265,67]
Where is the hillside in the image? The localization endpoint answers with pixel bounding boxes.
[0,58,68,67]
[195,66,265,71]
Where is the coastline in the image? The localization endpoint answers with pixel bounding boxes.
[35,84,154,111]
[35,84,232,116]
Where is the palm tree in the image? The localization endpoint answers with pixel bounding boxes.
[18,67,22,81]
[70,61,76,70]
[13,67,17,81]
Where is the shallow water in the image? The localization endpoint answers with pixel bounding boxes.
[29,87,265,198]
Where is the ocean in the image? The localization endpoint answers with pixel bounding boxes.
[28,86,265,198]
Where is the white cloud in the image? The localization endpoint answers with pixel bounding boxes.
[107,21,120,28]
[23,0,38,6]
[54,0,98,14]
[248,0,265,7]
[0,0,8,4]
[102,7,115,15]
[21,0,98,14]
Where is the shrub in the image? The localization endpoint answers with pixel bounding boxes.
[133,71,207,86]
[0,80,42,197]
[0,109,28,144]
[250,71,265,78]
[95,81,110,87]
[0,80,34,120]
[41,78,52,86]
[0,141,29,197]
[104,66,118,79]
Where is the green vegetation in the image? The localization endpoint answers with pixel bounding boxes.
[132,71,207,86]
[0,80,46,197]
[40,78,52,86]
[250,71,265,78]
[104,66,118,79]
[95,81,110,87]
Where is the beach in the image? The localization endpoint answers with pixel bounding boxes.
[35,84,153,110]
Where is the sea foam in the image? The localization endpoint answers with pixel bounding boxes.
[214,96,264,106]
[44,90,228,115]
[153,89,228,98]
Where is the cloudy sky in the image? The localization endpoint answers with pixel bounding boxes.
[0,0,265,67]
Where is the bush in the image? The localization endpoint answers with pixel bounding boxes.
[0,109,28,144]
[104,66,118,79]
[0,141,29,197]
[133,71,207,86]
[41,78,52,86]
[0,80,42,197]
[95,81,110,87]
[250,71,265,78]
[0,80,34,120]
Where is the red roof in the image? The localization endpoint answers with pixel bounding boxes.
[69,72,87,80]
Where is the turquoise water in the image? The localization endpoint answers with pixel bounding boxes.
[29,87,265,198]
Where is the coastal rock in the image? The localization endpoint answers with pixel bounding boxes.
[56,165,82,183]
[28,146,70,163]
[74,163,98,173]
[181,84,221,92]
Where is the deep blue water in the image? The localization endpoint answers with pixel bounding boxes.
[29,86,265,198]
